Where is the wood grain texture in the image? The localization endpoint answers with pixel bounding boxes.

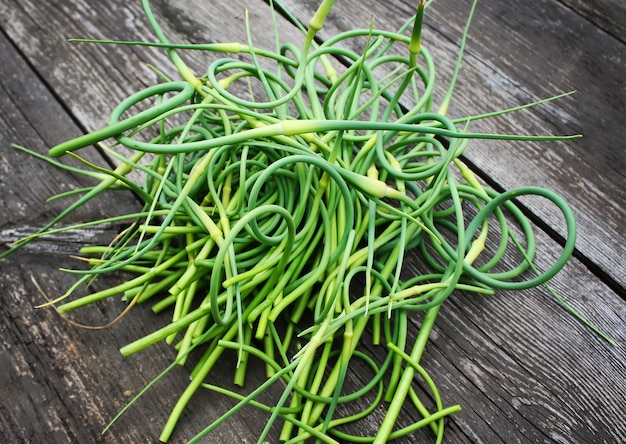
[1,0,625,443]
[559,0,626,41]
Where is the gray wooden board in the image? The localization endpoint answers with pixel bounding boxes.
[1,0,625,443]
[559,0,626,41]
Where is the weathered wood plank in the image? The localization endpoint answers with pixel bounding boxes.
[1,1,625,443]
[559,0,626,41]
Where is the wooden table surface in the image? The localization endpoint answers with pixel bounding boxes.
[1,0,625,443]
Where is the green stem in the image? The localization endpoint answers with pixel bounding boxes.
[373,304,440,443]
